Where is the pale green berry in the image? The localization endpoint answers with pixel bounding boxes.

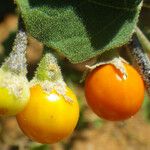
[0,69,30,116]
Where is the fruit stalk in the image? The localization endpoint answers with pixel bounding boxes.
[135,27,150,53]
[128,34,150,95]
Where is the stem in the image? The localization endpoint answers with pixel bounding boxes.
[35,53,63,82]
[127,34,150,96]
[135,27,150,53]
[143,3,150,9]
[2,17,27,75]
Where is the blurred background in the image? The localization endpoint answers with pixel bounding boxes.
[0,0,150,150]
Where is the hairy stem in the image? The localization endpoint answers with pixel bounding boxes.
[127,34,150,95]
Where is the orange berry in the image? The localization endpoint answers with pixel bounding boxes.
[16,85,79,144]
[85,63,145,121]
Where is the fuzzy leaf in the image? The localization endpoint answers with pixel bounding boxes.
[16,0,142,63]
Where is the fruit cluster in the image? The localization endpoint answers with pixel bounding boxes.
[0,29,145,144]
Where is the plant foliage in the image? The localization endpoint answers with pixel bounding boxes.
[16,0,142,63]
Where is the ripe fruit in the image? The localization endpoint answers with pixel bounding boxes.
[85,63,145,121]
[16,85,79,144]
[16,53,79,143]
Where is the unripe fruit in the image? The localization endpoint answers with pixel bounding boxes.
[0,69,29,116]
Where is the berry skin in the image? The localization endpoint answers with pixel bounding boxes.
[16,85,79,144]
[85,63,145,121]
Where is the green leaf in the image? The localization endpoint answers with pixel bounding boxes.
[16,0,142,63]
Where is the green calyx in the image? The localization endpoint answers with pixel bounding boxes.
[32,53,73,103]
[34,53,63,82]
